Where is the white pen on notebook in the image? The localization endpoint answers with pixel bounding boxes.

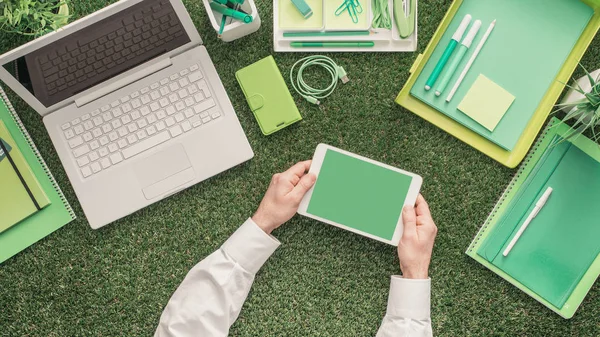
[503,186,553,257]
[446,20,496,102]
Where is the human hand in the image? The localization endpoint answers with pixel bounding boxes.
[252,160,316,234]
[397,194,438,279]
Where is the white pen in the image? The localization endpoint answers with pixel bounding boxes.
[446,20,496,102]
[503,187,553,257]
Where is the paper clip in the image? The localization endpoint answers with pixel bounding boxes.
[335,0,363,24]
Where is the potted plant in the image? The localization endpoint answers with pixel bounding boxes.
[555,65,600,143]
[0,0,70,37]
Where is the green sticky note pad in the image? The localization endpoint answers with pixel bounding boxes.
[458,74,515,132]
[306,148,416,242]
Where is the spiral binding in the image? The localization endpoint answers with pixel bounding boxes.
[0,85,76,220]
[466,119,557,254]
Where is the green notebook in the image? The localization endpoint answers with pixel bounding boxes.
[410,0,594,151]
[467,118,600,318]
[0,86,75,264]
[236,56,302,135]
[0,120,51,232]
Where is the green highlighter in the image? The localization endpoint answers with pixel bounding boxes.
[434,20,482,96]
[236,56,302,135]
[291,41,374,48]
[424,14,471,91]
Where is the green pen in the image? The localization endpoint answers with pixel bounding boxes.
[434,20,481,96]
[291,41,375,48]
[283,31,374,38]
[425,14,471,91]
[210,2,252,23]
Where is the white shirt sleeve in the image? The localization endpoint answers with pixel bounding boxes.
[154,218,280,337]
[376,276,433,337]
[154,219,433,337]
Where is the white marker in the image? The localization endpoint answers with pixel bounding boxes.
[447,20,496,102]
[503,187,553,257]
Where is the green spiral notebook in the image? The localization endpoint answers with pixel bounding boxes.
[0,85,75,264]
[466,118,600,319]
[0,120,51,233]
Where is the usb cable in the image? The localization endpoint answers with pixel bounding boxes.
[289,55,349,105]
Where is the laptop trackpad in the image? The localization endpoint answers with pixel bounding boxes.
[133,144,195,200]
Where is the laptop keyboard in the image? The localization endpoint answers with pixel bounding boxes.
[61,63,221,179]
[26,0,190,107]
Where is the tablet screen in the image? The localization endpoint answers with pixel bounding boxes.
[307,149,414,240]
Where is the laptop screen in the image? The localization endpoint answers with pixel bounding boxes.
[1,0,190,108]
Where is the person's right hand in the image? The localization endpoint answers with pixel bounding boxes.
[397,194,438,279]
[252,160,316,235]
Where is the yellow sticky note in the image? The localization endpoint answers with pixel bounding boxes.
[457,75,515,132]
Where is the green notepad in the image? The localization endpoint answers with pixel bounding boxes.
[0,120,51,233]
[236,56,302,135]
[467,118,600,318]
[306,149,413,240]
[457,74,514,132]
[410,0,594,151]
[0,86,75,264]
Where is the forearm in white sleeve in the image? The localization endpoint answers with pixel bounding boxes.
[154,218,280,337]
[376,276,433,337]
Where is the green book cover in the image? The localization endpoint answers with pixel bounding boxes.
[0,86,75,264]
[466,118,600,318]
[0,120,51,232]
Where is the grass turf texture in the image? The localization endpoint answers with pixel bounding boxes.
[1,0,599,335]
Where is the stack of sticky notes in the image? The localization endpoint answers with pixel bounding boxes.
[0,121,50,233]
[458,74,515,132]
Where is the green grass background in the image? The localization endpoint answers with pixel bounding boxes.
[1,0,599,336]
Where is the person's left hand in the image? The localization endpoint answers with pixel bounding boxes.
[252,160,316,234]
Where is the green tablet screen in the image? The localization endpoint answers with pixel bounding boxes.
[307,149,414,240]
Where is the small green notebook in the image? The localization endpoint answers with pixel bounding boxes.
[467,118,600,318]
[0,120,51,233]
[0,85,75,264]
[236,56,302,135]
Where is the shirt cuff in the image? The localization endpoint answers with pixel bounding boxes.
[386,276,431,321]
[221,218,281,274]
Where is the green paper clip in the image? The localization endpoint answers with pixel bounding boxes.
[394,0,415,38]
[335,0,363,24]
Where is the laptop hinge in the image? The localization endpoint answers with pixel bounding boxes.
[75,57,172,107]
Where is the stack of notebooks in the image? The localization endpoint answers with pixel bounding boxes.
[396,0,600,167]
[467,118,600,318]
[0,85,75,264]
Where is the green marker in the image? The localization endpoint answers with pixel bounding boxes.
[283,31,373,38]
[434,20,481,96]
[425,14,471,91]
[210,2,252,23]
[291,41,375,48]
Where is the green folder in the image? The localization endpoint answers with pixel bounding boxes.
[0,120,51,232]
[466,118,600,318]
[410,0,594,151]
[0,85,75,264]
[236,56,302,135]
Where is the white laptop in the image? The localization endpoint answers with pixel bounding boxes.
[0,0,254,229]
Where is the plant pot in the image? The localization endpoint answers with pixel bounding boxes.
[561,68,600,106]
[559,68,600,125]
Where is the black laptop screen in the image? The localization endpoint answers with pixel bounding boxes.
[2,0,190,107]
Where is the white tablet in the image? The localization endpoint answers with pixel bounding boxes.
[298,144,423,246]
